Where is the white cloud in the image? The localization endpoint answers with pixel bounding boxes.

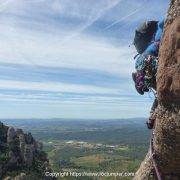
[0,0,166,118]
[58,0,123,41]
[0,91,150,104]
[0,22,135,77]
[0,0,14,12]
[104,5,144,30]
[0,80,120,94]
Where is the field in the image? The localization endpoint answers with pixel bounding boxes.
[2,118,150,180]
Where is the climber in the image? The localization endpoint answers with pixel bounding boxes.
[132,19,164,95]
[132,19,164,129]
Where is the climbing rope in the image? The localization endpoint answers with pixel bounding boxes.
[149,128,162,180]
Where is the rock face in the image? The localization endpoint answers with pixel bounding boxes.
[0,122,53,180]
[134,0,180,179]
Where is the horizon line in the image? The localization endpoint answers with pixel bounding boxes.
[0,117,147,121]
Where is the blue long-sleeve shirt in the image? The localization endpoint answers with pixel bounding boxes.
[144,19,164,57]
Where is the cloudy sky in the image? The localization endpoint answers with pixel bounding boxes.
[0,0,169,119]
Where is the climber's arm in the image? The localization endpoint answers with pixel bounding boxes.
[155,19,164,41]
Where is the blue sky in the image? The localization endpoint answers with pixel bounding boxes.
[0,0,169,119]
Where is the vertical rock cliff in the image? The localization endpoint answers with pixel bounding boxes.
[134,0,180,179]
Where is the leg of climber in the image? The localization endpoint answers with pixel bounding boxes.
[146,98,158,129]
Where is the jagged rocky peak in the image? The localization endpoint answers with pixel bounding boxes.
[134,0,180,179]
[0,121,53,180]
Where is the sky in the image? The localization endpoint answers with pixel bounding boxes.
[0,0,169,119]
